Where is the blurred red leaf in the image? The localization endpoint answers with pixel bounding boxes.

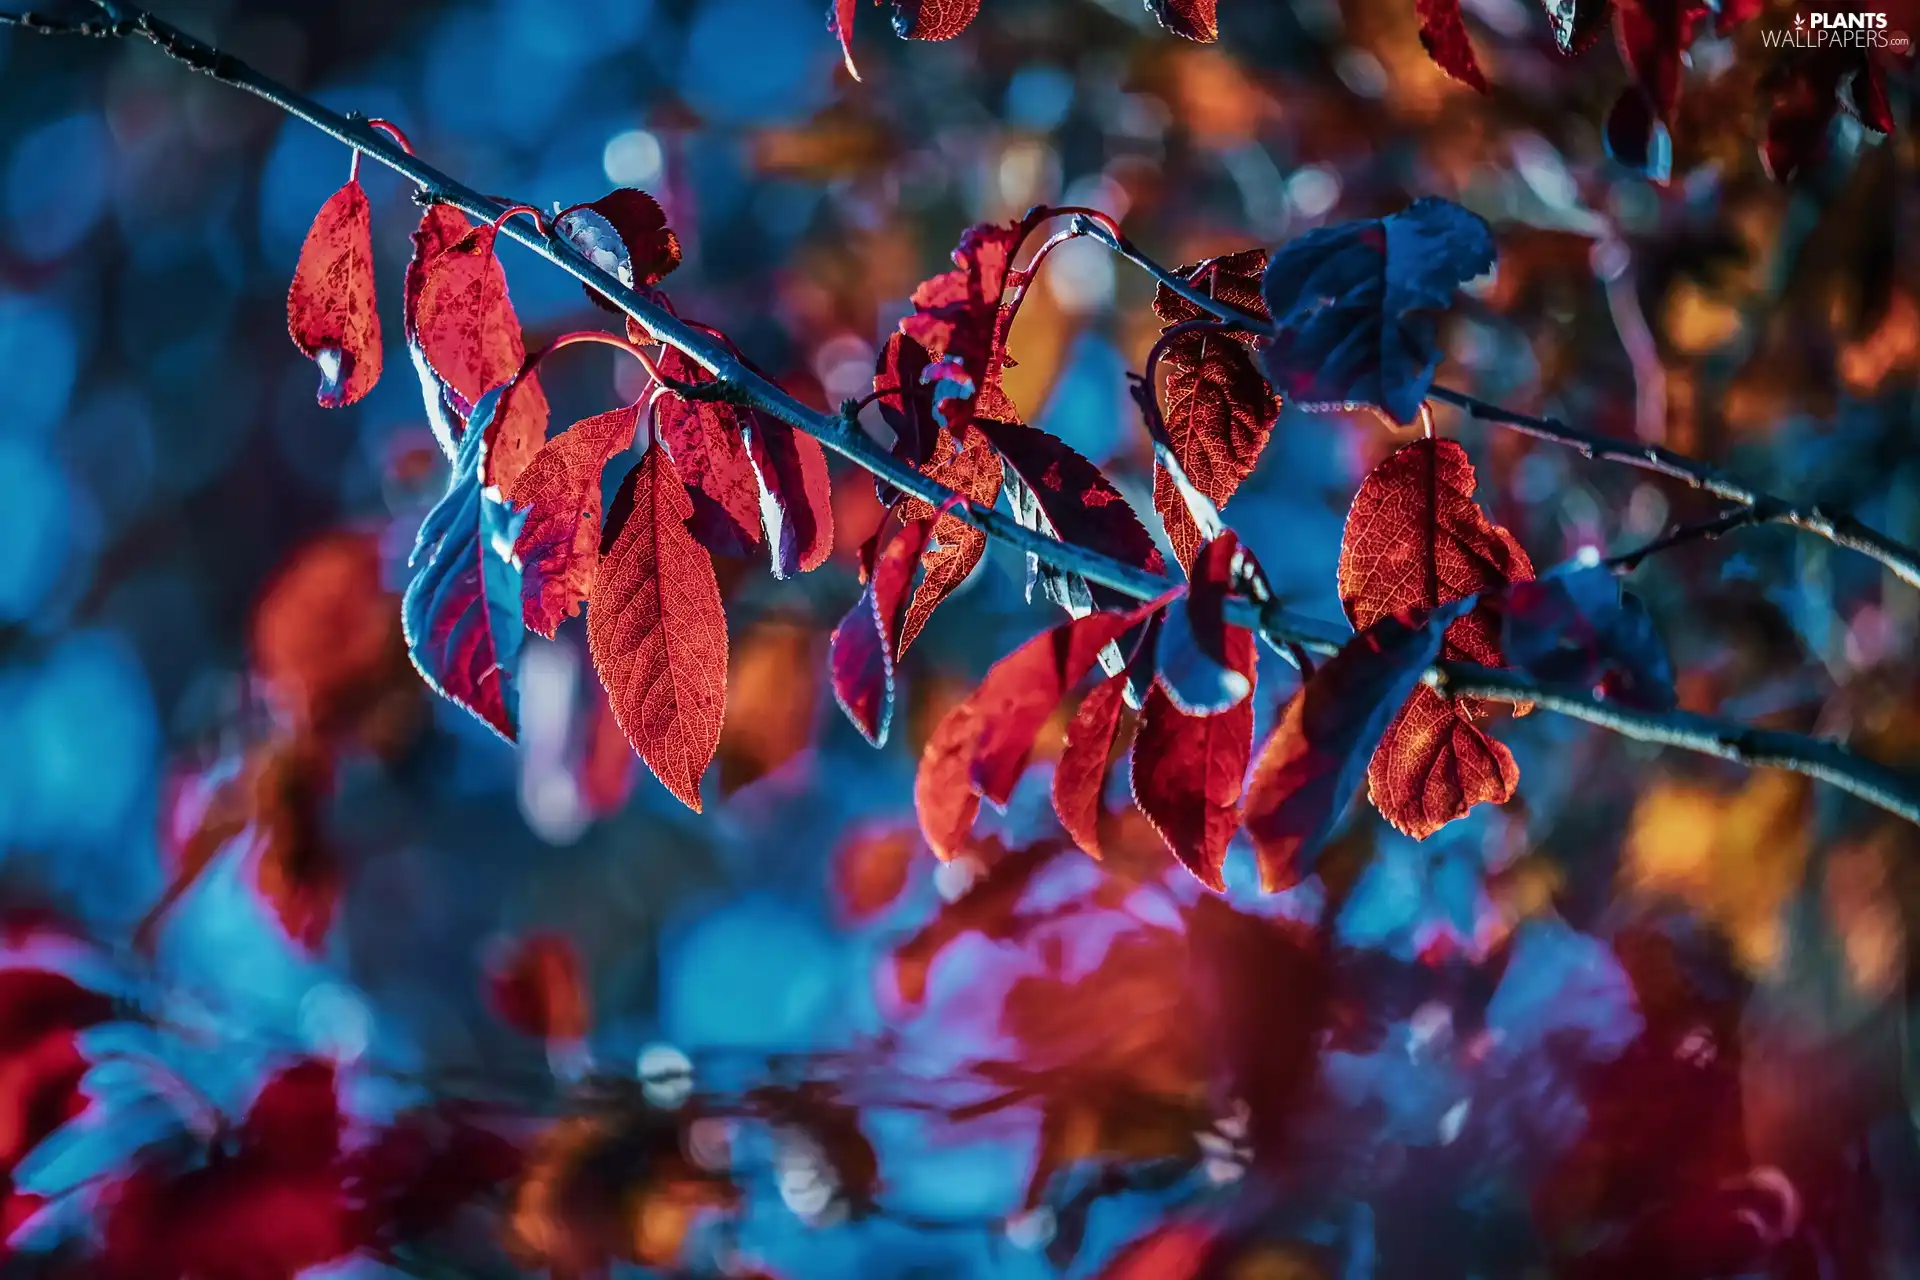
[250,529,406,741]
[1052,672,1130,858]
[1614,0,1712,118]
[578,680,638,818]
[1151,252,1279,570]
[508,401,642,638]
[831,515,936,746]
[1244,603,1466,891]
[889,838,1068,1007]
[588,446,729,812]
[486,933,591,1043]
[348,1103,525,1248]
[1130,623,1255,892]
[895,425,1004,654]
[1092,1219,1221,1279]
[1147,0,1220,40]
[1339,439,1533,838]
[653,350,766,560]
[286,180,381,408]
[1417,0,1489,91]
[831,821,922,923]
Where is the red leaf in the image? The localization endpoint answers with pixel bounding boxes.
[894,425,1004,654]
[1051,671,1129,858]
[578,681,638,818]
[486,933,591,1042]
[555,188,681,314]
[1243,604,1465,891]
[1417,0,1490,91]
[974,417,1165,614]
[831,821,922,923]
[873,333,941,486]
[1614,0,1713,118]
[653,350,765,560]
[1338,439,1534,838]
[287,180,381,408]
[588,446,729,812]
[916,607,1158,858]
[414,223,529,409]
[832,0,862,77]
[250,529,404,740]
[1155,532,1250,715]
[508,402,642,638]
[405,205,477,456]
[1130,626,1255,891]
[900,214,1041,425]
[745,411,834,577]
[1151,252,1279,570]
[890,0,981,40]
[830,515,936,746]
[479,369,552,497]
[1147,0,1219,40]
[242,1060,342,1172]
[1093,1220,1221,1280]
[350,1104,524,1247]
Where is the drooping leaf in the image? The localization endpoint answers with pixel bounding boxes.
[1243,603,1469,891]
[830,516,936,746]
[486,933,591,1043]
[404,205,478,458]
[1257,198,1496,426]
[894,425,1005,654]
[974,417,1165,619]
[404,416,529,741]
[890,0,982,41]
[1500,562,1675,708]
[1155,532,1251,715]
[587,445,729,812]
[414,223,529,410]
[508,401,642,638]
[1051,671,1130,858]
[1338,438,1534,838]
[1147,0,1220,40]
[1416,0,1490,90]
[916,606,1157,857]
[555,188,681,313]
[652,349,767,559]
[287,180,382,408]
[1130,625,1256,892]
[744,410,835,578]
[899,213,1041,424]
[1150,251,1279,570]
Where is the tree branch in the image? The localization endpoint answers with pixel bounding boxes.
[12,2,1920,830]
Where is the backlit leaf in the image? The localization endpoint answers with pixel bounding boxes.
[900,213,1041,425]
[1338,438,1534,838]
[251,529,408,741]
[404,418,529,741]
[1150,251,1279,570]
[890,0,982,41]
[1131,623,1256,891]
[744,409,835,578]
[1147,0,1219,40]
[1416,0,1489,91]
[508,401,643,638]
[1052,671,1130,858]
[588,445,729,812]
[414,223,529,411]
[486,933,591,1043]
[830,516,936,746]
[654,349,765,559]
[404,204,478,459]
[286,180,381,408]
[1257,199,1496,425]
[894,425,1005,654]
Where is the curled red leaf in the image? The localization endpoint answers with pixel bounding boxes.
[830,516,936,746]
[486,933,591,1042]
[287,180,382,408]
[508,402,642,638]
[556,187,681,314]
[900,213,1040,425]
[588,446,729,812]
[405,205,478,456]
[1155,532,1250,715]
[1338,439,1534,838]
[1051,671,1129,858]
[745,410,835,578]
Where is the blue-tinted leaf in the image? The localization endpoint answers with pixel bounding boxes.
[1501,561,1675,710]
[1256,198,1496,425]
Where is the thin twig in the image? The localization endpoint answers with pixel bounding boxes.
[11,2,1920,830]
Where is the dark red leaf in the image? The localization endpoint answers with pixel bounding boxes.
[746,410,835,578]
[242,1060,342,1172]
[830,516,936,746]
[1339,439,1534,838]
[1243,604,1466,891]
[832,0,862,76]
[831,821,922,923]
[414,224,529,410]
[1256,198,1497,425]
[916,607,1160,858]
[0,1030,92,1175]
[349,1104,524,1246]
[0,970,114,1059]
[1151,252,1279,570]
[889,0,981,40]
[1051,672,1129,858]
[508,402,642,638]
[287,180,381,408]
[1147,0,1219,40]
[1130,625,1256,891]
[1614,0,1713,117]
[555,188,681,314]
[899,213,1041,425]
[894,425,1005,654]
[873,332,941,489]
[486,933,591,1042]
[1417,0,1489,90]
[250,739,341,955]
[1155,532,1250,715]
[588,446,729,812]
[1092,1220,1221,1280]
[653,350,766,559]
[974,417,1165,616]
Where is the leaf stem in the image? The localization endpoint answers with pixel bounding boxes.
[15,3,1920,830]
